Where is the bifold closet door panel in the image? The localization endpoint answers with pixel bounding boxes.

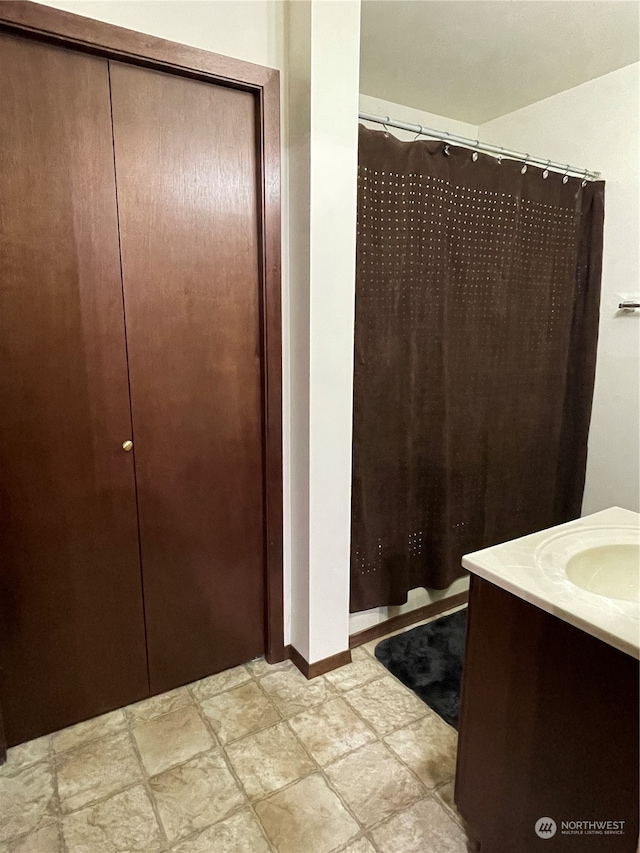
[0,35,149,744]
[109,63,265,692]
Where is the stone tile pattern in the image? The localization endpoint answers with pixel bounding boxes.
[0,609,473,853]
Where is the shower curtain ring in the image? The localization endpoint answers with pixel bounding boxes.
[562,165,570,184]
[414,125,424,141]
[382,116,390,137]
[581,169,589,187]
[472,139,480,162]
[542,160,551,179]
[520,155,530,174]
[497,146,504,165]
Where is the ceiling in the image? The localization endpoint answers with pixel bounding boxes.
[359,1,640,125]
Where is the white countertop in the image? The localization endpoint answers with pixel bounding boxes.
[462,507,640,659]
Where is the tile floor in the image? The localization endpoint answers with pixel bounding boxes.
[0,607,475,853]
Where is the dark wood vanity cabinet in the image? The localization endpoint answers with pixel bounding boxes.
[455,576,639,853]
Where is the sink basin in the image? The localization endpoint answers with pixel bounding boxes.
[565,543,639,601]
[536,525,640,603]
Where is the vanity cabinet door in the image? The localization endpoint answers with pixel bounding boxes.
[0,34,148,745]
[455,576,639,852]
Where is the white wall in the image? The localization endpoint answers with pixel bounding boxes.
[286,0,312,658]
[288,0,361,662]
[37,1,284,69]
[480,64,640,516]
[308,1,361,661]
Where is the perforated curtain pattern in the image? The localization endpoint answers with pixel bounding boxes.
[350,126,604,612]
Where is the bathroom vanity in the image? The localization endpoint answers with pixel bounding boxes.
[455,508,640,853]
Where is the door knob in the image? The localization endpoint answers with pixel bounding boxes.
[122,440,133,452]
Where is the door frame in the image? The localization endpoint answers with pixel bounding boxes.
[0,1,285,664]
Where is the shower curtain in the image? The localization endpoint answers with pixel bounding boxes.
[350,125,604,612]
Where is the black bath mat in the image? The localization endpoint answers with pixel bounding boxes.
[374,609,467,728]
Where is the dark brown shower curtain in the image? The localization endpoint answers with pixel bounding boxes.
[350,125,604,612]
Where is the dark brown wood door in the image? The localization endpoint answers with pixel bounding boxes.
[109,63,265,692]
[0,35,148,745]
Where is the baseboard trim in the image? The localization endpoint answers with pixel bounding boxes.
[348,590,469,649]
[285,645,352,680]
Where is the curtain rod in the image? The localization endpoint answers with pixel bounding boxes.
[358,112,601,182]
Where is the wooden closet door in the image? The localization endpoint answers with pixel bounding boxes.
[0,36,148,745]
[109,63,265,692]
